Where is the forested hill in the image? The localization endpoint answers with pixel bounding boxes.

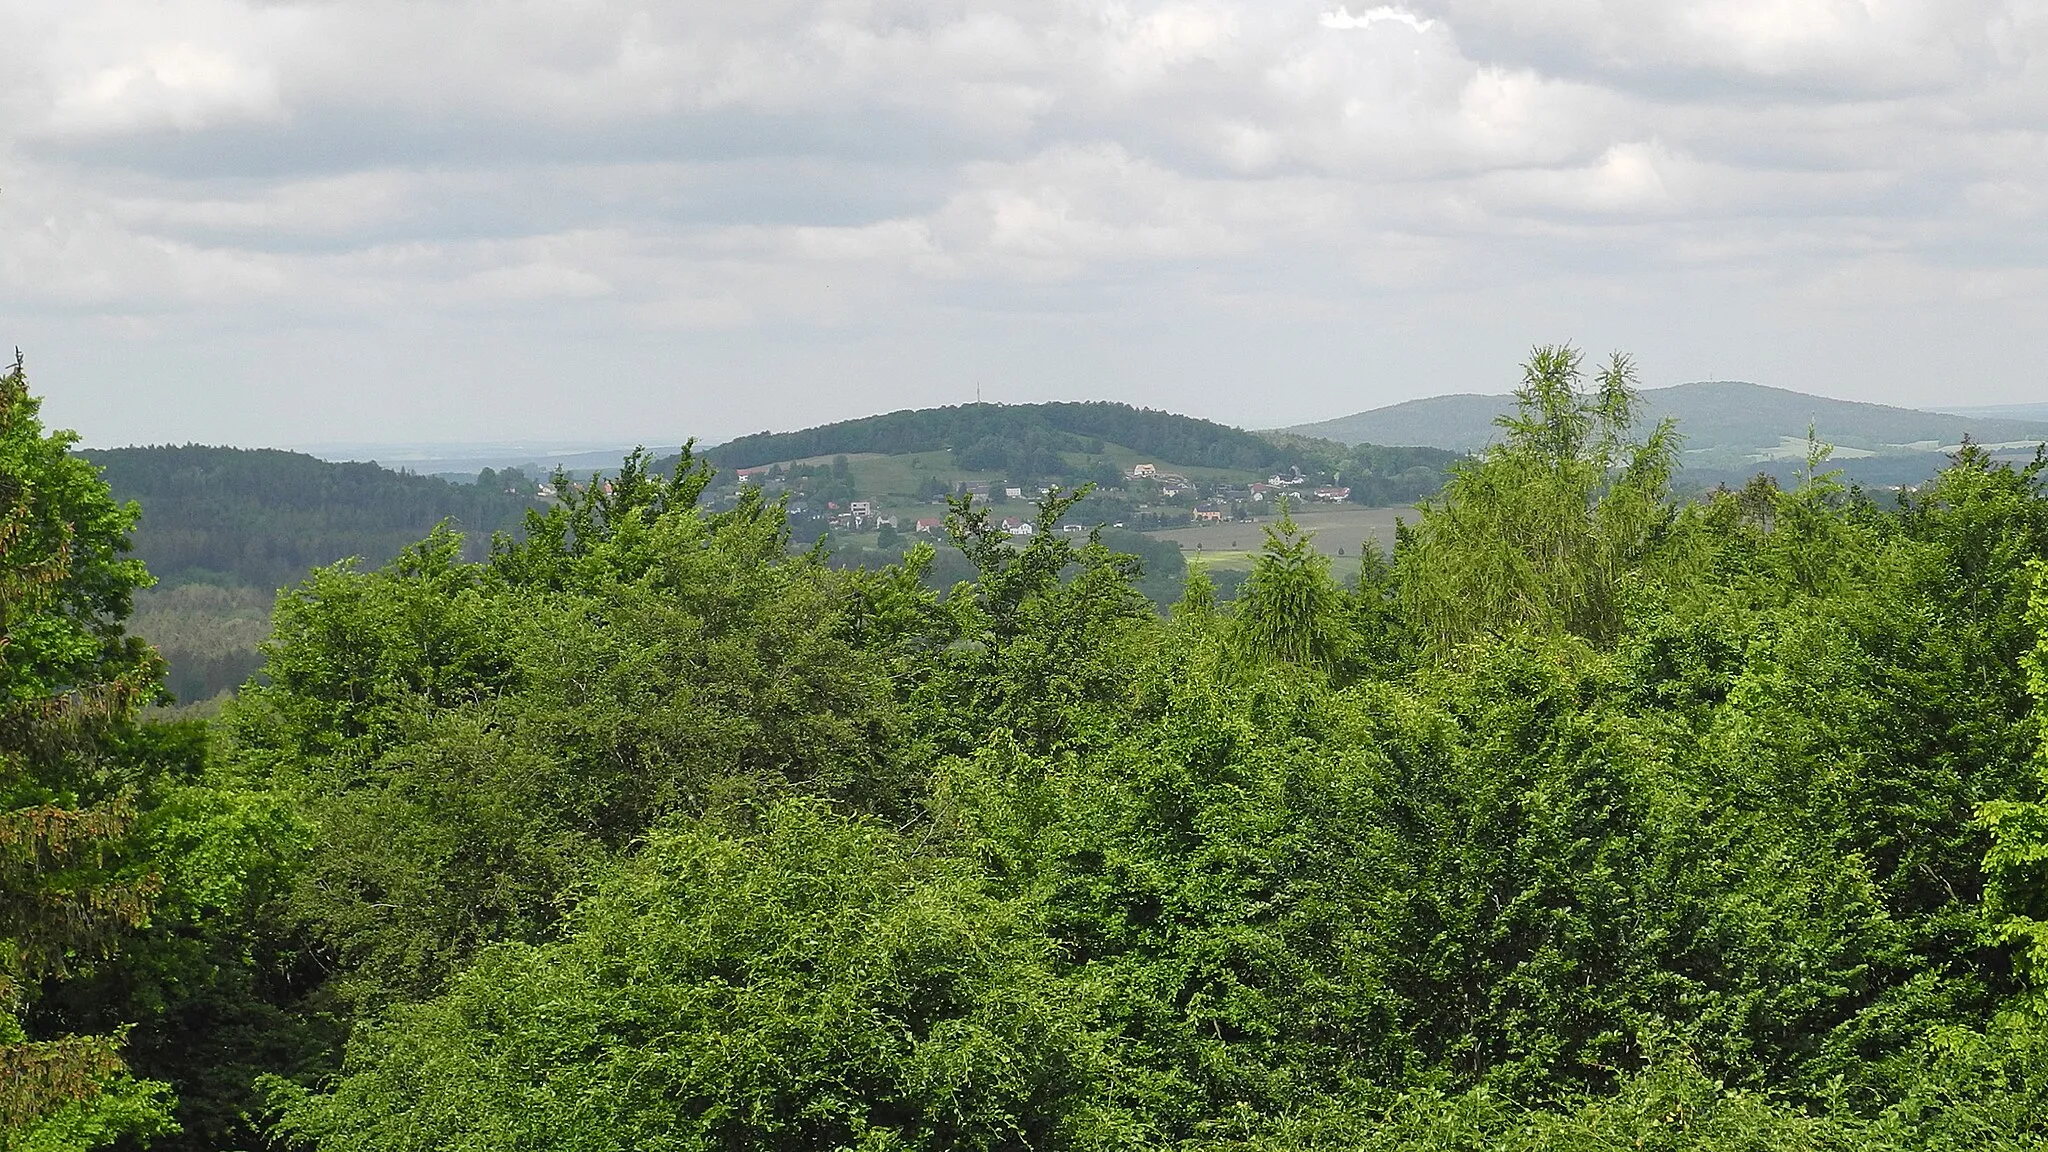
[706,401,1296,472]
[82,445,542,590]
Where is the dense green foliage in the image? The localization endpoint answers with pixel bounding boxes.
[271,803,1110,1152]
[1324,442,1465,507]
[16,348,2048,1151]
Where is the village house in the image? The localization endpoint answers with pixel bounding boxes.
[1130,463,1157,478]
[914,518,945,534]
[1193,504,1225,522]
[1314,486,1351,502]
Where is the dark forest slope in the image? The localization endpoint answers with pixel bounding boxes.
[84,445,541,590]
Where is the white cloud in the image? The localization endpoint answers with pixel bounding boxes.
[1320,6,1439,33]
[1417,0,2022,95]
[1,0,2045,444]
[8,0,295,138]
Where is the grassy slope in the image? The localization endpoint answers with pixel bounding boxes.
[1153,504,1413,565]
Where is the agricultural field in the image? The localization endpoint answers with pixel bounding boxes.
[1150,502,1416,566]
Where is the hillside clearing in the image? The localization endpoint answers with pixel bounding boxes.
[1149,503,1415,558]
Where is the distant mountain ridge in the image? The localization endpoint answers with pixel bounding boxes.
[1283,381,2048,466]
[1932,402,2048,422]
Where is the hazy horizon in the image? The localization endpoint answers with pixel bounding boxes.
[72,378,2048,456]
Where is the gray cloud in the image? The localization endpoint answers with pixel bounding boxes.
[2,0,2045,447]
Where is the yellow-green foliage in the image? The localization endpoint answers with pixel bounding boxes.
[1399,347,1679,652]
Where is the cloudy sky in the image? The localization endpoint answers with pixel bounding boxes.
[4,0,2045,449]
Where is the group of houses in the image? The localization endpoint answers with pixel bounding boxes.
[823,500,896,532]
[909,516,1040,538]
[730,453,1360,547]
[1127,462,1353,522]
[954,481,1052,502]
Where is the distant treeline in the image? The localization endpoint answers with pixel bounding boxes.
[1330,442,1465,505]
[83,445,543,589]
[706,401,1298,473]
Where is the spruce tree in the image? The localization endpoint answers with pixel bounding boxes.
[0,353,174,1147]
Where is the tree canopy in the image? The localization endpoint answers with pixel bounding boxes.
[14,347,2048,1151]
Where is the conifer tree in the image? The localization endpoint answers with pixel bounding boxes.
[1233,499,1348,670]
[0,352,173,1147]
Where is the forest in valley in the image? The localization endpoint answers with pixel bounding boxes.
[78,447,544,708]
[9,345,2048,1150]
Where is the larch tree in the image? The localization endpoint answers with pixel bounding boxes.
[1397,346,1679,653]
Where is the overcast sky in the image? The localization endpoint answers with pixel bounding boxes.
[4,0,2045,449]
